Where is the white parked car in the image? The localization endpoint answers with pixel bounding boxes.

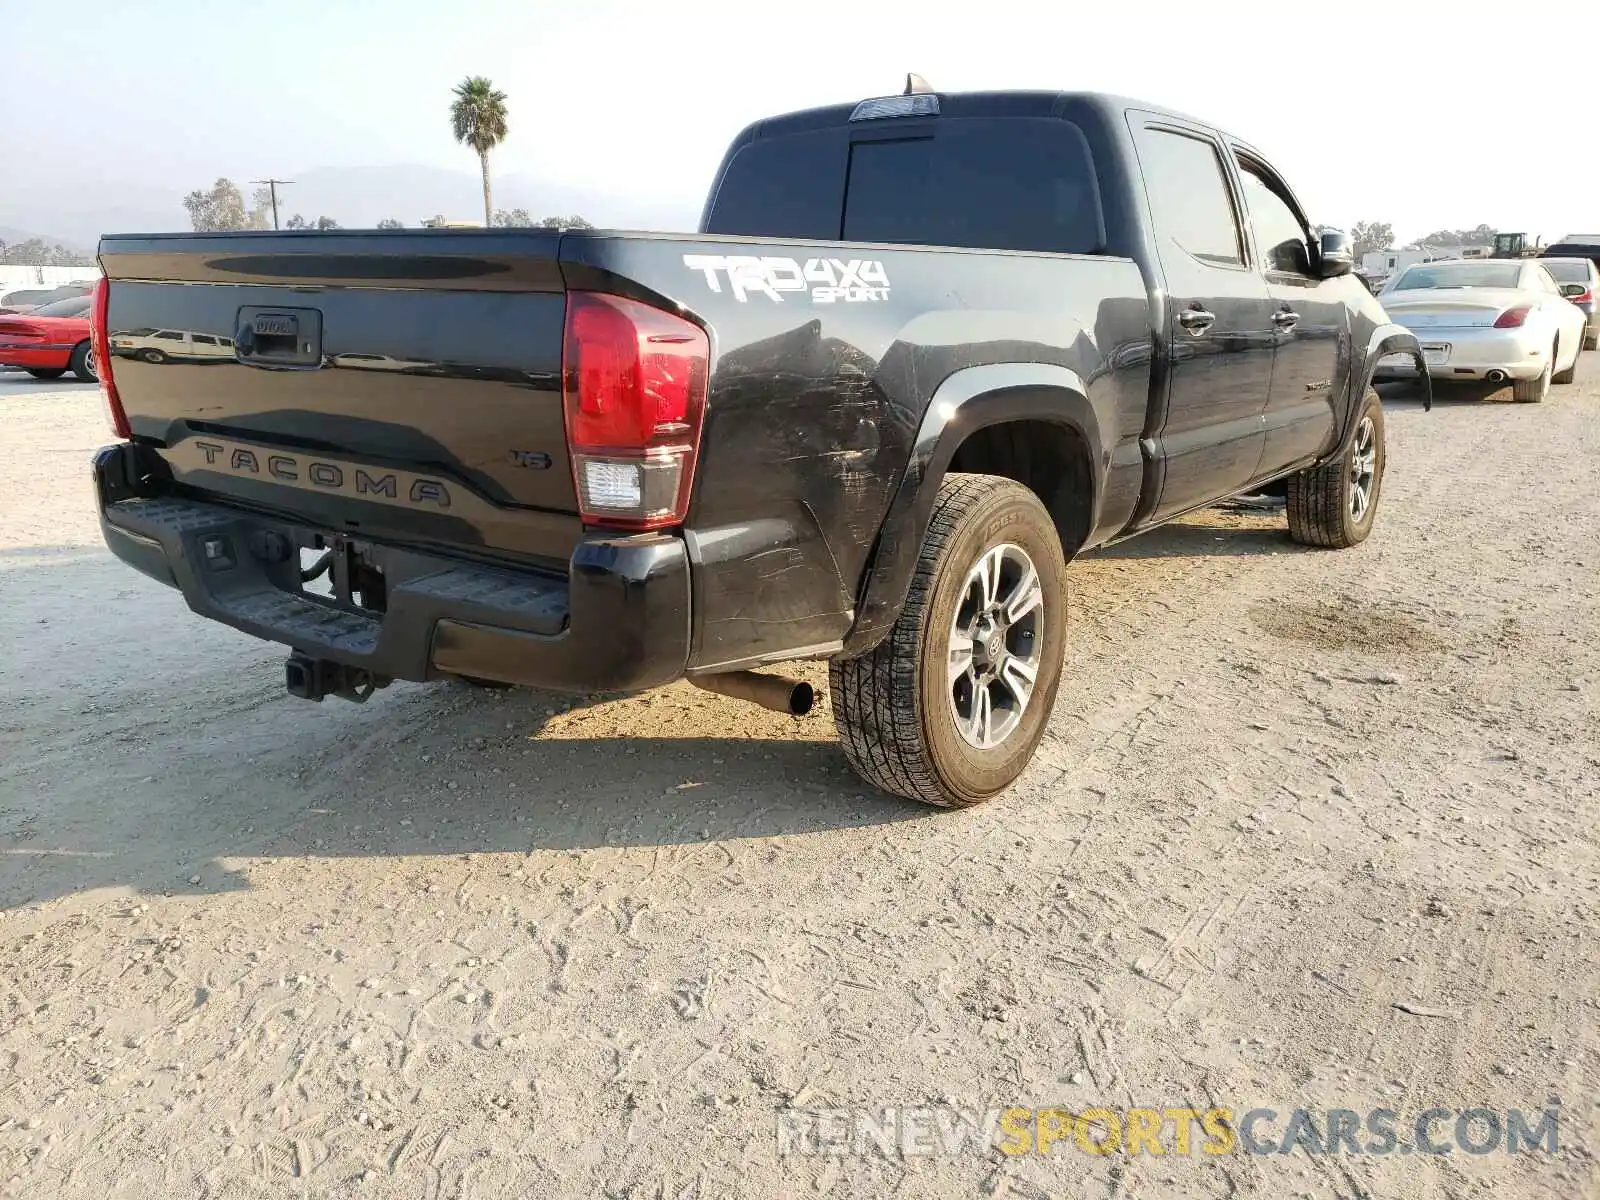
[1373,259,1586,402]
[109,328,235,363]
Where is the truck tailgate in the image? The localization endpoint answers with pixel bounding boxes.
[99,231,582,565]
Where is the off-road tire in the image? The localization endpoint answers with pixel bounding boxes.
[68,341,96,383]
[1286,388,1385,549]
[1513,356,1550,403]
[25,368,66,380]
[1552,334,1578,385]
[829,473,1068,808]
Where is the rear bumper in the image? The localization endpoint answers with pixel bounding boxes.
[0,343,72,369]
[94,444,691,694]
[1372,328,1552,381]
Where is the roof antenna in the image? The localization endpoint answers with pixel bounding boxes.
[904,73,934,95]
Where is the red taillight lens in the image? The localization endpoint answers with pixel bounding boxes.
[91,277,130,439]
[561,292,708,530]
[1570,289,1593,305]
[1493,306,1531,329]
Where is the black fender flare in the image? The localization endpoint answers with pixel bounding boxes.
[1355,323,1432,427]
[842,362,1104,657]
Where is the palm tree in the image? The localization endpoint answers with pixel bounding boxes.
[450,77,508,227]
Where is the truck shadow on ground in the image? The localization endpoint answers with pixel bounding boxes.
[1,667,936,909]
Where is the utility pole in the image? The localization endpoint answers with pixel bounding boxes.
[250,178,294,230]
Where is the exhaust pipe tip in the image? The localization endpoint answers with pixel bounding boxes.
[788,681,816,718]
[1485,369,1507,384]
[690,671,816,717]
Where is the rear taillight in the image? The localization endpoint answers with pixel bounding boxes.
[561,292,708,530]
[1570,289,1593,305]
[1493,306,1531,329]
[91,277,130,439]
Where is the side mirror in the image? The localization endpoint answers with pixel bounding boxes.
[1317,229,1354,278]
[1559,282,1586,299]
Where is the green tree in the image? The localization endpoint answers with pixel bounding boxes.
[183,178,250,231]
[450,76,509,227]
[492,208,534,227]
[182,178,275,231]
[0,237,93,266]
[1415,224,1496,248]
[283,214,340,230]
[376,218,405,230]
[537,214,593,230]
[1349,220,1393,257]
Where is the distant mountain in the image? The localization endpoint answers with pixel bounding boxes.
[0,226,94,255]
[0,164,701,243]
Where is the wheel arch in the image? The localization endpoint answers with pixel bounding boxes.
[843,363,1104,658]
[1356,323,1431,425]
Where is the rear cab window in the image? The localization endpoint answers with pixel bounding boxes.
[704,114,1106,255]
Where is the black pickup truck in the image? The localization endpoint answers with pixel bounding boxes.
[91,87,1428,808]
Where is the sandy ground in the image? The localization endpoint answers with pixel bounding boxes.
[1,366,1597,1199]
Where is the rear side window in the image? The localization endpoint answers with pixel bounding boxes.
[703,129,847,240]
[842,119,1104,254]
[1134,128,1244,267]
[1541,260,1592,282]
[30,296,92,318]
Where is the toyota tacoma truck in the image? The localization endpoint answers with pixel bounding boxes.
[91,86,1428,808]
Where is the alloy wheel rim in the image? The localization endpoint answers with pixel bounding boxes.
[947,543,1044,750]
[1349,416,1376,522]
[84,346,96,379]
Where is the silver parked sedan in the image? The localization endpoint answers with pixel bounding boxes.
[1540,256,1600,351]
[1373,259,1587,402]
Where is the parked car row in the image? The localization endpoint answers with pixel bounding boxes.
[0,280,98,315]
[0,292,97,381]
[1372,254,1594,402]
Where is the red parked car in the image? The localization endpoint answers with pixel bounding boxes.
[0,293,97,381]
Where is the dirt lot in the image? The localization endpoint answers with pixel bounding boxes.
[1,368,1597,1199]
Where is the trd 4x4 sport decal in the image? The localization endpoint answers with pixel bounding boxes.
[683,255,890,303]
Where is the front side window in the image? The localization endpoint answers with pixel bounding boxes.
[1237,159,1310,275]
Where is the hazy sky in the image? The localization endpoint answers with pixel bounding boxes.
[4,0,1598,243]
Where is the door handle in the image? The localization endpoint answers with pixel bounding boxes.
[1272,309,1301,330]
[1177,306,1216,334]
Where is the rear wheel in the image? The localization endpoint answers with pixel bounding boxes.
[1286,389,1385,549]
[829,473,1068,808]
[1513,354,1551,402]
[68,341,96,383]
[25,368,66,380]
[1552,333,1578,385]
